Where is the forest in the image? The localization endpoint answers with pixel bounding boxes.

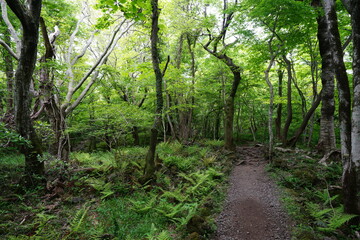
[1,0,360,239]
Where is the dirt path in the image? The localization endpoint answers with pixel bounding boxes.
[212,145,293,240]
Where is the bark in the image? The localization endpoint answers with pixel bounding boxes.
[316,8,336,154]
[265,56,276,160]
[144,0,163,180]
[315,0,353,214]
[264,32,277,160]
[287,92,322,147]
[3,30,14,119]
[307,37,320,146]
[132,126,140,146]
[5,0,44,180]
[275,69,283,140]
[325,0,352,164]
[291,64,307,118]
[282,55,293,145]
[36,18,62,155]
[223,70,241,150]
[343,0,360,215]
[215,110,221,139]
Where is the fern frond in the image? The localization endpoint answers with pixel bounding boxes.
[70,205,90,233]
[157,230,172,240]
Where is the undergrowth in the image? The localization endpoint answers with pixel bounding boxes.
[268,149,358,240]
[0,139,229,239]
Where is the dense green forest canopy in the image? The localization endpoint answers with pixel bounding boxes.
[2,0,360,239]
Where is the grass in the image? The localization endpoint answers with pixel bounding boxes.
[0,140,230,239]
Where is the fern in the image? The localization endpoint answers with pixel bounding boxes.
[155,202,185,219]
[172,203,198,226]
[63,204,90,240]
[130,194,157,212]
[70,205,90,233]
[33,213,56,236]
[161,187,187,202]
[156,230,172,240]
[318,206,357,232]
[178,172,196,185]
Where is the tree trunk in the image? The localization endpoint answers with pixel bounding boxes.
[0,18,14,123]
[287,92,322,147]
[224,70,241,150]
[325,0,352,164]
[132,126,140,145]
[316,8,336,154]
[4,33,14,118]
[343,0,360,215]
[282,55,293,145]
[265,57,276,160]
[275,69,283,140]
[6,0,44,181]
[202,7,241,151]
[144,0,163,180]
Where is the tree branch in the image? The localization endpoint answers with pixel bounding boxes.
[0,39,19,60]
[162,55,170,77]
[40,17,58,59]
[1,0,21,55]
[64,20,134,115]
[67,3,89,64]
[71,31,97,66]
[71,20,131,95]
[4,0,28,28]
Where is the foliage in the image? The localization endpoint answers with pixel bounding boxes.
[0,123,30,154]
[269,150,358,239]
[0,141,229,239]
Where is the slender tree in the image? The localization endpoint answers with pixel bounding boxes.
[144,0,164,179]
[203,0,241,151]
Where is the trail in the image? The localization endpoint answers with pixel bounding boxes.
[212,145,293,240]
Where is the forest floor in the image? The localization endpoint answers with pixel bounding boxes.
[212,145,294,240]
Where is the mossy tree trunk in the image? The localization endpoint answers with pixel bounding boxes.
[5,0,44,182]
[144,0,164,180]
[316,7,336,154]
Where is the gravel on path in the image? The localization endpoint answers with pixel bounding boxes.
[212,146,293,240]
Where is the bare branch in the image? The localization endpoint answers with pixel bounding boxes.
[71,31,97,66]
[66,70,100,113]
[0,39,19,60]
[40,17,59,59]
[1,0,21,55]
[71,20,132,95]
[64,20,135,115]
[67,2,89,64]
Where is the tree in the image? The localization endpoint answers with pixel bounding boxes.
[4,0,44,182]
[144,0,165,180]
[313,0,336,154]
[342,0,360,216]
[203,0,241,151]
